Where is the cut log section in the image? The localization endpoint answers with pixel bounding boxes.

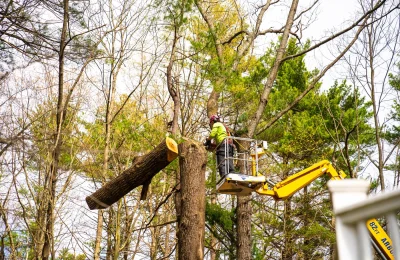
[86,137,178,210]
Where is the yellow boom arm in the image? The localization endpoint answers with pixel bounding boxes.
[255,160,346,200]
[255,160,394,260]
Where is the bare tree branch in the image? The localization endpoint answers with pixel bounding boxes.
[280,0,389,63]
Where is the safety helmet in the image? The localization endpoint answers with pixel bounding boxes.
[209,115,220,124]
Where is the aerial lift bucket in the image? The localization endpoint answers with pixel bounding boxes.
[216,137,267,196]
[217,173,266,196]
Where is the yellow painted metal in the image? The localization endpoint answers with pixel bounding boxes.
[216,174,266,196]
[251,157,256,177]
[255,160,343,199]
[251,148,265,176]
[366,219,394,260]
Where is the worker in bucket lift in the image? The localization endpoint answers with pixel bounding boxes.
[204,115,236,178]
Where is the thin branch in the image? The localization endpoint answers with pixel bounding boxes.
[257,14,370,135]
[145,183,178,226]
[132,219,177,233]
[281,0,388,63]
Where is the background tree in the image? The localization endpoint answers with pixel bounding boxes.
[387,63,400,187]
[0,0,51,80]
[84,0,157,257]
[318,81,374,178]
[343,0,400,190]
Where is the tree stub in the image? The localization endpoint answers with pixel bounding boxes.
[178,140,206,260]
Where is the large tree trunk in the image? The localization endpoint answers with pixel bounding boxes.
[249,0,299,133]
[236,140,252,260]
[178,140,207,260]
[86,137,178,210]
[235,1,299,259]
[236,196,252,260]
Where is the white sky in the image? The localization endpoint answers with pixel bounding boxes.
[302,0,360,88]
[251,0,361,88]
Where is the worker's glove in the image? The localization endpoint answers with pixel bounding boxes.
[203,139,216,151]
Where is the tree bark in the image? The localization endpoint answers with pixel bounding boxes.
[178,140,207,260]
[282,199,293,260]
[86,137,178,210]
[0,236,4,260]
[236,195,252,260]
[207,90,220,118]
[235,140,252,260]
[209,188,219,260]
[94,210,103,260]
[113,201,122,260]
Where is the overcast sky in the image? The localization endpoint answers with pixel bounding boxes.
[250,0,360,88]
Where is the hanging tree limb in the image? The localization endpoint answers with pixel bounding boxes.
[86,137,179,210]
